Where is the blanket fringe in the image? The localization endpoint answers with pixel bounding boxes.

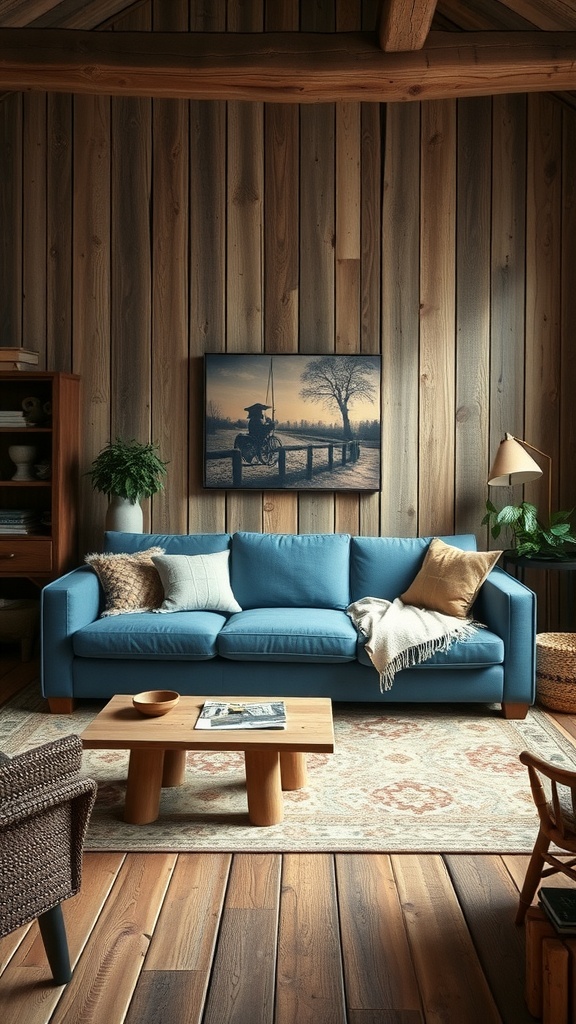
[377,621,479,692]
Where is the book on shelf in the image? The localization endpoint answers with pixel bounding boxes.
[0,413,26,424]
[0,526,39,534]
[194,700,287,730]
[0,510,38,521]
[0,348,39,365]
[0,514,41,531]
[0,517,37,523]
[538,887,576,932]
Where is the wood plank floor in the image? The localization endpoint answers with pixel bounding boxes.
[1,654,575,1024]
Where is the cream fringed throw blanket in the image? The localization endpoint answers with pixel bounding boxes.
[347,597,479,692]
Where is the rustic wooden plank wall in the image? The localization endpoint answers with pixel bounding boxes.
[263,0,298,538]
[0,0,575,627]
[419,99,457,538]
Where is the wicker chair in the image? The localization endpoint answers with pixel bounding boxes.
[516,749,576,925]
[0,734,97,984]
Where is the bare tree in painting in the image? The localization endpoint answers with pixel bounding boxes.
[299,356,377,439]
[206,401,221,434]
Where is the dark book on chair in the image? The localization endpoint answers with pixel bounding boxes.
[539,887,576,932]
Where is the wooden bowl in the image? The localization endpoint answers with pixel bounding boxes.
[132,690,180,717]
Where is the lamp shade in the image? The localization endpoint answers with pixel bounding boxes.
[487,434,543,487]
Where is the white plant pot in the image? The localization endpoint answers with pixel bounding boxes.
[105,495,143,533]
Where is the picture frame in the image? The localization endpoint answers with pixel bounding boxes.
[203,353,381,491]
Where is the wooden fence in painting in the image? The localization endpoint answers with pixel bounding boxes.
[207,440,361,487]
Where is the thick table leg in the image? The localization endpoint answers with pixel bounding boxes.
[244,750,283,826]
[162,749,187,787]
[124,748,165,824]
[280,751,308,791]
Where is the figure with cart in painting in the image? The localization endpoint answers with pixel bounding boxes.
[234,402,283,466]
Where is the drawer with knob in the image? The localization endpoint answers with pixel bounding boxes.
[0,540,52,574]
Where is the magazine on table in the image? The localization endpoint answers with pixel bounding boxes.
[195,700,287,730]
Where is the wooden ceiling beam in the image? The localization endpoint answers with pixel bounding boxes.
[0,29,575,102]
[378,0,439,52]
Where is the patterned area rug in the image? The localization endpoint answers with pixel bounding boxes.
[2,684,576,853]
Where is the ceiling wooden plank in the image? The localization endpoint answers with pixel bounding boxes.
[498,0,576,30]
[30,0,149,29]
[0,29,575,102]
[437,0,533,30]
[0,0,148,29]
[378,0,439,51]
[0,0,61,26]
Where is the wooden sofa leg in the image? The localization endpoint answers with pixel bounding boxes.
[502,702,530,720]
[47,697,76,715]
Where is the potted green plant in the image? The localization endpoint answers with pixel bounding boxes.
[88,438,168,532]
[482,500,576,559]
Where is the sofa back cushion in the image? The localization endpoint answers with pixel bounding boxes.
[230,532,351,610]
[104,531,231,556]
[349,534,478,603]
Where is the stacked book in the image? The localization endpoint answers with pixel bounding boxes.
[0,509,42,534]
[0,409,26,427]
[539,887,576,933]
[0,347,39,371]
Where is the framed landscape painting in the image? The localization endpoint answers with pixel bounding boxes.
[203,353,381,491]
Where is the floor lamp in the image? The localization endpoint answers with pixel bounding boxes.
[487,432,552,524]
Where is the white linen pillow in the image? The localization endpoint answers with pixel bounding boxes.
[152,550,242,614]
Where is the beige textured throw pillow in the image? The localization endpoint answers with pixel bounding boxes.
[400,538,501,618]
[85,547,165,617]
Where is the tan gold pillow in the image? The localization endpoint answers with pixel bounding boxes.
[400,538,501,618]
[85,547,165,617]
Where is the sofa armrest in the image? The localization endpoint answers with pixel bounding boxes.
[41,567,102,699]
[473,566,536,705]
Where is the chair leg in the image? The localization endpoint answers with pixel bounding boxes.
[38,904,72,985]
[516,829,550,925]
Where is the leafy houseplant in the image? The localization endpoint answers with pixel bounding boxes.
[482,500,576,559]
[88,439,168,504]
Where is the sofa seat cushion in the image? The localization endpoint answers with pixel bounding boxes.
[72,611,226,660]
[217,608,358,662]
[356,625,504,669]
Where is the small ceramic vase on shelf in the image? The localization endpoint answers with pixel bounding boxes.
[8,445,38,481]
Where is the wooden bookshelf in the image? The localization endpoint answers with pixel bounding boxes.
[0,371,80,583]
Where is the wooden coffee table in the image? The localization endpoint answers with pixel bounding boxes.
[80,694,334,827]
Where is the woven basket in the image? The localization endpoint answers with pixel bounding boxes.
[536,632,576,712]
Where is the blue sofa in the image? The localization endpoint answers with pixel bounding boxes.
[41,530,536,718]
